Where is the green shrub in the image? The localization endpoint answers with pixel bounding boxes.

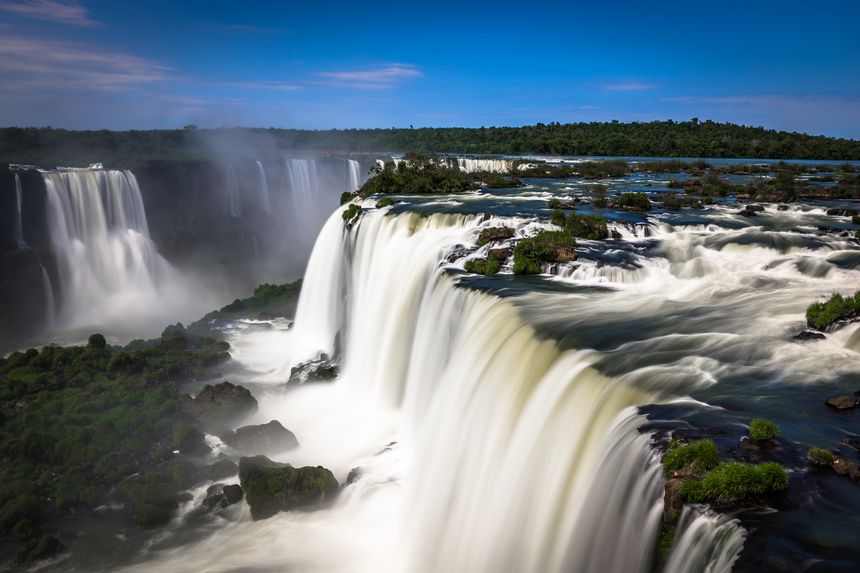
[662,439,719,475]
[342,204,362,229]
[513,232,576,274]
[681,462,788,504]
[339,191,354,205]
[808,447,834,466]
[852,214,860,224]
[464,256,501,276]
[748,418,779,441]
[619,192,651,211]
[557,213,608,240]
[375,197,395,208]
[548,198,563,209]
[806,291,860,330]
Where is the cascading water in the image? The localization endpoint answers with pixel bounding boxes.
[664,505,745,573]
[225,162,242,218]
[255,160,272,214]
[40,168,202,335]
[457,157,512,173]
[40,263,55,327]
[348,159,362,191]
[13,173,27,248]
[118,209,674,573]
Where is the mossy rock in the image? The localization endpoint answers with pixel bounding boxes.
[477,226,515,246]
[181,381,258,432]
[16,534,63,564]
[229,420,299,455]
[238,455,339,520]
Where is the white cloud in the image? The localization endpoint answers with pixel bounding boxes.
[0,0,99,27]
[315,63,423,89]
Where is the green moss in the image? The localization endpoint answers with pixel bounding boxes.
[552,212,609,240]
[513,231,577,275]
[464,256,501,276]
[681,462,788,504]
[662,439,719,475]
[477,226,515,246]
[806,291,860,330]
[748,418,779,441]
[375,197,395,208]
[808,447,834,466]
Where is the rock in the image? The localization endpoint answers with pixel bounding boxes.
[777,204,789,211]
[446,244,474,263]
[488,247,513,260]
[346,467,363,485]
[288,357,338,385]
[826,395,858,410]
[662,478,684,526]
[477,226,515,246]
[842,435,860,451]
[229,420,299,455]
[16,535,64,564]
[746,204,765,212]
[832,457,860,480]
[202,483,244,511]
[826,208,859,217]
[793,330,826,341]
[738,208,759,217]
[181,381,258,432]
[610,229,622,240]
[239,456,339,520]
[206,459,239,481]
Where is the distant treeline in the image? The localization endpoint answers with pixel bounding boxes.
[2,119,859,166]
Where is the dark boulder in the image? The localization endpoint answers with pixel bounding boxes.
[826,208,858,217]
[446,244,474,263]
[832,457,860,480]
[288,357,338,386]
[793,330,826,342]
[229,420,299,455]
[202,483,244,511]
[826,395,858,410]
[346,467,363,485]
[777,204,789,211]
[477,226,515,246]
[738,207,759,217]
[238,456,339,520]
[206,459,239,481]
[16,535,63,564]
[488,247,513,260]
[181,381,258,432]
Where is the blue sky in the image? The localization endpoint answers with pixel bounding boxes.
[0,0,858,137]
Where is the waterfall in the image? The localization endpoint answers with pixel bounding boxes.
[290,209,666,572]
[457,157,512,173]
[664,506,746,573]
[348,159,362,191]
[256,161,272,214]
[225,162,242,218]
[13,173,27,248]
[40,263,55,327]
[285,158,320,223]
[40,168,183,330]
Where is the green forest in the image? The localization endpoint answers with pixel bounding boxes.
[2,119,859,166]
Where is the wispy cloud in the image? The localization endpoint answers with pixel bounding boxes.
[0,0,100,27]
[315,63,423,89]
[0,35,170,90]
[601,82,657,91]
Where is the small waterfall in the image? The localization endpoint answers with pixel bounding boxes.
[13,173,27,248]
[348,159,362,191]
[256,161,272,214]
[285,158,319,220]
[40,263,55,327]
[225,162,242,218]
[457,157,512,173]
[664,505,746,573]
[41,167,181,329]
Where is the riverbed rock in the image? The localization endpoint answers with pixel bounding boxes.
[841,435,860,451]
[446,244,474,263]
[288,357,338,385]
[488,247,513,260]
[477,226,515,245]
[738,207,760,217]
[826,208,858,217]
[206,459,239,481]
[777,204,789,211]
[181,381,258,432]
[826,395,858,410]
[229,420,299,455]
[202,483,244,511]
[238,456,340,520]
[793,330,826,342]
[346,467,363,485]
[832,457,860,480]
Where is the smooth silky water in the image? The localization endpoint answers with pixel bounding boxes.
[40,168,860,572]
